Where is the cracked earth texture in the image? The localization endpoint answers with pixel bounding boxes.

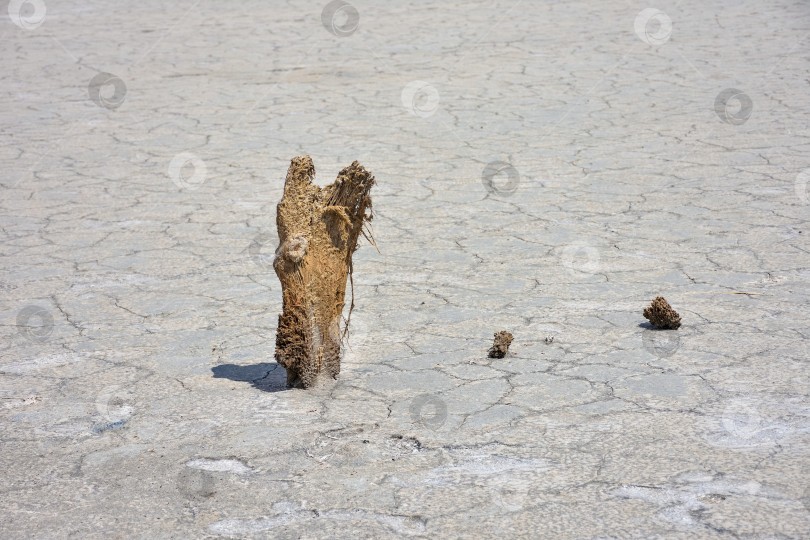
[2,0,809,538]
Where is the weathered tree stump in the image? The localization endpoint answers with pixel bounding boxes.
[273,156,375,388]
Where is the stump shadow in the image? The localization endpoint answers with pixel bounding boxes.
[211,362,289,393]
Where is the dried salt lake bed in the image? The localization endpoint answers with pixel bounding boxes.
[2,0,809,538]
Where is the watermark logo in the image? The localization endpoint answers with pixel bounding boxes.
[561,242,601,276]
[714,88,753,125]
[88,72,127,110]
[168,152,207,190]
[95,384,136,424]
[16,305,53,342]
[482,161,519,195]
[401,81,440,118]
[409,394,447,430]
[248,232,276,270]
[641,328,680,357]
[721,397,765,442]
[634,8,672,45]
[321,1,359,37]
[8,0,46,30]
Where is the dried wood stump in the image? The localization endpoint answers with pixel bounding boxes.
[273,156,375,388]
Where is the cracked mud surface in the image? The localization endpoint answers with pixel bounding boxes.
[2,0,809,538]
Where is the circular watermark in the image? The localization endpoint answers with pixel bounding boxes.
[482,161,520,195]
[168,152,207,190]
[310,434,339,464]
[714,88,753,125]
[401,81,440,118]
[88,72,127,110]
[16,305,53,342]
[795,168,809,205]
[409,394,447,430]
[641,328,680,358]
[634,8,672,46]
[95,384,136,424]
[321,0,359,37]
[248,232,276,270]
[8,0,46,30]
[561,242,601,276]
[721,397,765,441]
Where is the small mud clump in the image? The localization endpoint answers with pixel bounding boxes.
[643,297,681,329]
[488,331,514,358]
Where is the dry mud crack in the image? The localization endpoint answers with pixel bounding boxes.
[2,0,809,538]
